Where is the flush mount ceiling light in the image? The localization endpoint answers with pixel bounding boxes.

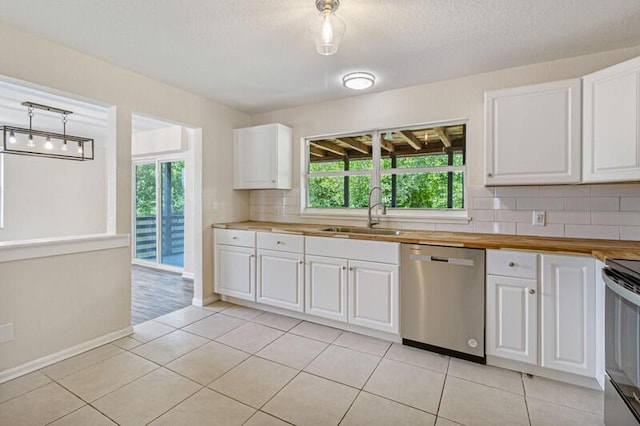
[1,102,94,160]
[343,72,375,90]
[310,0,346,56]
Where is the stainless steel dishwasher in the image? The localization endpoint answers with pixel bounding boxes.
[401,244,486,363]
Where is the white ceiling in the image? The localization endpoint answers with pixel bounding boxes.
[1,0,639,114]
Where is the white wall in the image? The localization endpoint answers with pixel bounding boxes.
[0,22,250,376]
[132,126,186,156]
[249,45,640,240]
[0,142,107,241]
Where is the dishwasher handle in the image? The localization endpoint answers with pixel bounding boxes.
[408,253,475,267]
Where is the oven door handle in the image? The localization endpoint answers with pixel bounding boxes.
[603,269,640,308]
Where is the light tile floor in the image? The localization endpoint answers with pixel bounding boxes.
[0,302,605,426]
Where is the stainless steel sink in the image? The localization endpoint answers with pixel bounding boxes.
[320,226,403,236]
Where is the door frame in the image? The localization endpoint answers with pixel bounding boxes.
[132,154,186,273]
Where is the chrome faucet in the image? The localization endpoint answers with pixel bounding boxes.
[367,186,387,228]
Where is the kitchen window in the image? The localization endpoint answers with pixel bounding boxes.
[304,121,466,216]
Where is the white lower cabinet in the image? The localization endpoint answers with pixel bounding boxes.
[348,260,399,334]
[257,249,304,312]
[541,254,596,377]
[486,249,599,383]
[305,255,348,322]
[486,275,538,365]
[215,244,256,301]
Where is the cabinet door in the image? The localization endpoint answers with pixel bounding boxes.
[305,255,348,323]
[583,56,640,183]
[541,254,596,377]
[485,79,581,185]
[348,260,399,333]
[486,275,538,364]
[214,245,255,301]
[257,249,304,312]
[233,124,278,189]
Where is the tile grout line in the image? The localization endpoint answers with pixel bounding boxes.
[433,355,451,418]
[522,373,533,426]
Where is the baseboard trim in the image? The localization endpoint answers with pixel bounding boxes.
[0,326,133,384]
[192,296,218,307]
[181,271,194,281]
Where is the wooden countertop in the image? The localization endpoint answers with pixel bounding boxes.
[213,221,640,262]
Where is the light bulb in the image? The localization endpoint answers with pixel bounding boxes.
[27,134,35,148]
[309,3,346,56]
[77,143,83,154]
[321,13,333,44]
[44,136,53,150]
[8,130,16,144]
[61,141,68,152]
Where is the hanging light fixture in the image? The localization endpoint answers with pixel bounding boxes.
[310,0,346,56]
[1,102,94,160]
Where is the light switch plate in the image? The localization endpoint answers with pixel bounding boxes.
[0,323,13,343]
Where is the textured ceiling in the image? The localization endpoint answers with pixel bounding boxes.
[1,0,640,114]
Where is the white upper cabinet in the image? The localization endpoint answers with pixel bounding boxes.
[484,79,582,185]
[583,56,640,183]
[233,123,293,189]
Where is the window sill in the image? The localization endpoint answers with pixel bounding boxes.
[300,208,471,225]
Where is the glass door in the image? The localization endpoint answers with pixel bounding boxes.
[133,159,185,269]
[134,162,157,262]
[160,161,185,267]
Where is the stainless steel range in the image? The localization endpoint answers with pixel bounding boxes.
[603,258,640,425]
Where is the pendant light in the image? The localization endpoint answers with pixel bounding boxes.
[310,0,346,56]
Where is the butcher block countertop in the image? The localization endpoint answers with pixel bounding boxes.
[213,221,640,262]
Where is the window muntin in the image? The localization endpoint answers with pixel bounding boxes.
[305,123,466,212]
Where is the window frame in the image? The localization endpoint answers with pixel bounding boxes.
[301,119,469,221]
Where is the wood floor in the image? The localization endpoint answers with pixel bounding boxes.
[131,264,193,325]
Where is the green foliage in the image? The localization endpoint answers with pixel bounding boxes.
[135,161,185,217]
[308,154,464,210]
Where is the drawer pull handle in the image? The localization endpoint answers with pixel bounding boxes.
[277,241,283,245]
[349,267,354,271]
[342,266,346,270]
[508,262,515,267]
[232,236,238,240]
[299,260,304,264]
[529,289,535,295]
[250,254,255,258]
[487,173,493,177]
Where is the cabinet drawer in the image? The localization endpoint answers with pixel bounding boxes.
[257,232,304,253]
[305,236,399,264]
[215,229,255,247]
[487,250,538,279]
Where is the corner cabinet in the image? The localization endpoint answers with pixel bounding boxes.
[484,79,582,185]
[582,55,640,183]
[233,123,293,189]
[214,229,256,301]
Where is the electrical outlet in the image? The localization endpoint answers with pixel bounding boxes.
[0,323,13,343]
[532,210,546,227]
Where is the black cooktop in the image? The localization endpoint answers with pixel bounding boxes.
[606,258,640,285]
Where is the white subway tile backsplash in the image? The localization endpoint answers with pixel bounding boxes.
[546,211,591,225]
[473,197,516,210]
[473,221,516,235]
[591,184,640,197]
[564,197,620,211]
[494,210,532,223]
[470,210,495,222]
[516,197,565,211]
[565,225,619,240]
[621,226,640,241]
[249,184,640,241]
[592,212,640,226]
[435,223,474,233]
[467,186,495,197]
[495,186,540,197]
[621,198,640,211]
[538,185,591,197]
[516,223,565,237]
